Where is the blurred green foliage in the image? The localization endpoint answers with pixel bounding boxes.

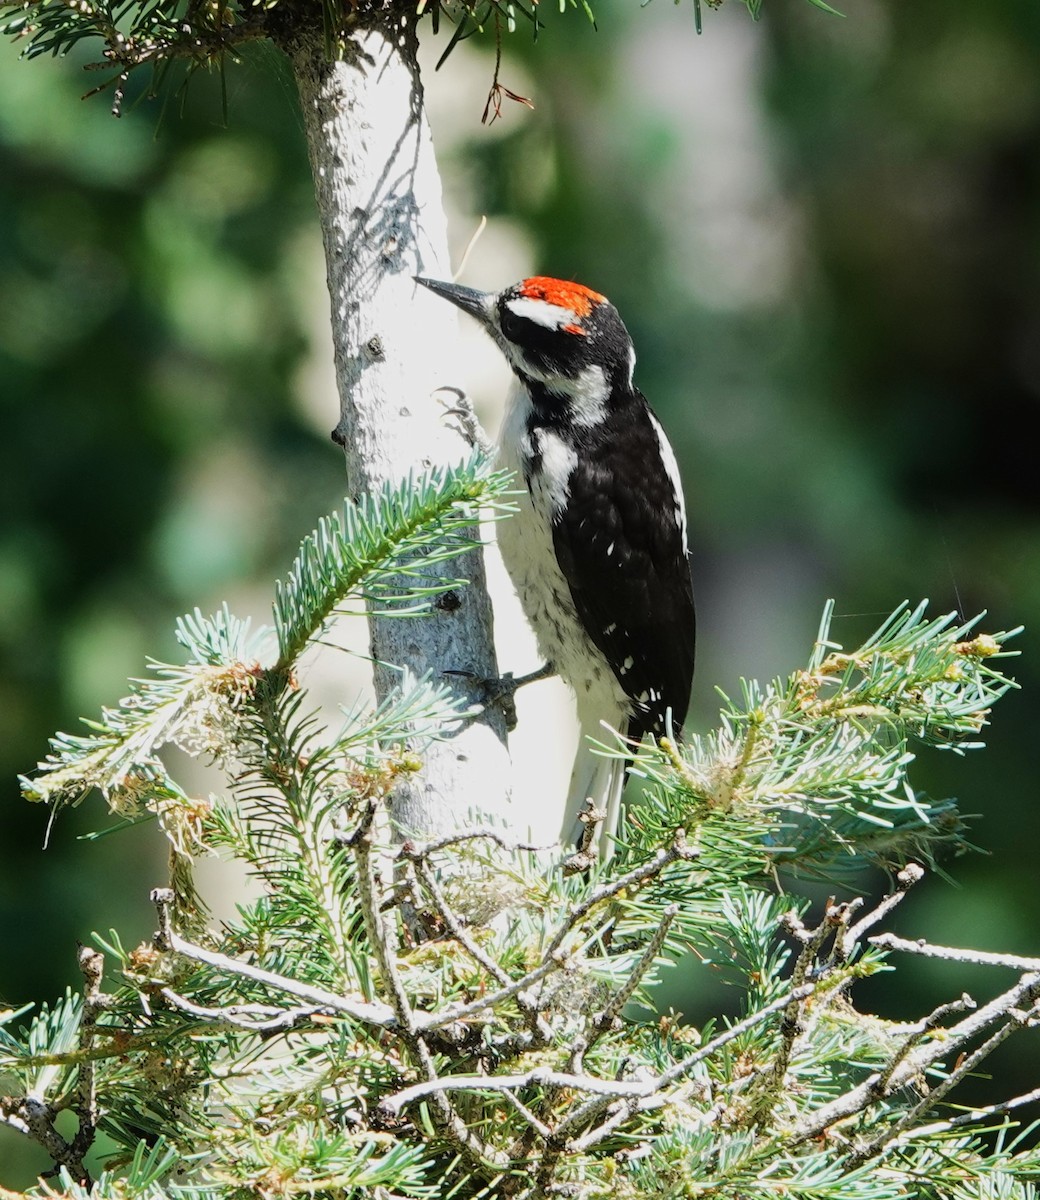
[2,0,1039,1181]
[0,44,342,1009]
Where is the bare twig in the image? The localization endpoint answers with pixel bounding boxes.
[843,863,924,953]
[592,904,678,1036]
[158,989,332,1034]
[481,9,534,126]
[68,944,108,1169]
[870,994,976,1096]
[848,1004,1036,1165]
[648,982,818,1095]
[499,1087,553,1140]
[0,946,113,1182]
[396,827,552,861]
[0,1094,88,1183]
[786,901,839,992]
[896,1084,1040,1142]
[562,798,606,875]
[385,975,817,1186]
[410,857,512,988]
[869,933,1040,972]
[564,1098,637,1154]
[453,215,488,284]
[745,904,848,1126]
[351,804,418,1037]
[150,888,397,1028]
[382,1067,657,1117]
[547,830,697,960]
[418,953,565,1032]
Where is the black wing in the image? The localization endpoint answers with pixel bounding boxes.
[551,401,695,744]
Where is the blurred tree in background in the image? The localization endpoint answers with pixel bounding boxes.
[2,0,1039,1180]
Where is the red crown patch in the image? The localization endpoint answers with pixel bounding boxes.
[518,277,607,319]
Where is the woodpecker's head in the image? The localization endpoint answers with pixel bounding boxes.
[416,275,637,397]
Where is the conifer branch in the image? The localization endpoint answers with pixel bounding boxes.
[869,933,1040,973]
[1,0,829,117]
[271,453,514,670]
[149,887,399,1028]
[631,598,1020,877]
[19,456,510,824]
[5,592,1036,1197]
[791,971,1040,1143]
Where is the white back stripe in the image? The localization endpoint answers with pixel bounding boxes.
[648,412,688,549]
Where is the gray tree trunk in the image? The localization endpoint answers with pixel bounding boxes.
[282,16,514,838]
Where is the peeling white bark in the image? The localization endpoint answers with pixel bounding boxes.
[285,18,514,838]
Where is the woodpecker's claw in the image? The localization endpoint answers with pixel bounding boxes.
[443,663,555,732]
[484,676,519,732]
[480,664,556,730]
[434,387,492,453]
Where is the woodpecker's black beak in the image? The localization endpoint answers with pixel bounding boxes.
[415,276,493,324]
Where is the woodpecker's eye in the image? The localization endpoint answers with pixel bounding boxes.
[496,301,584,381]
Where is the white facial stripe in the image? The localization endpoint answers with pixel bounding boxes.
[649,412,688,549]
[504,295,579,332]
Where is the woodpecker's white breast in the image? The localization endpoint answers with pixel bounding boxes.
[494,378,629,733]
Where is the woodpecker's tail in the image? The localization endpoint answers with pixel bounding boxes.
[561,718,629,862]
[562,707,687,861]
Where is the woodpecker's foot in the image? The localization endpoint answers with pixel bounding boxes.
[444,663,554,732]
[481,663,555,730]
[480,662,555,702]
[434,387,493,453]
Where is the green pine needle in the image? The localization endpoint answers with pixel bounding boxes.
[272,451,514,669]
[20,454,512,818]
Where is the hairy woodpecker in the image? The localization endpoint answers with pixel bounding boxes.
[417,275,695,857]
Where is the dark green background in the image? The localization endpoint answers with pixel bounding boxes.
[2,0,1039,1181]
